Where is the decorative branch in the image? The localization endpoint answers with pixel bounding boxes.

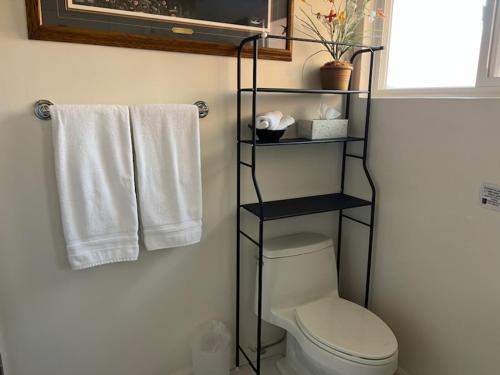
[297,0,384,61]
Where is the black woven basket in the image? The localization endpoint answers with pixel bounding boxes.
[246,127,284,142]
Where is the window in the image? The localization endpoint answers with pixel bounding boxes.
[377,0,500,92]
[477,0,500,86]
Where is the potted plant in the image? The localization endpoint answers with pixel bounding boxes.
[298,0,384,90]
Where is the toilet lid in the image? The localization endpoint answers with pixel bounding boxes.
[296,296,398,360]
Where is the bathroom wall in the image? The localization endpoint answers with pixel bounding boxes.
[0,1,341,374]
[346,97,500,375]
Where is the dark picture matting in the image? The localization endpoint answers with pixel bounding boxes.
[67,0,271,32]
[25,0,294,61]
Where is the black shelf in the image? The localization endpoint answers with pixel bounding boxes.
[235,33,383,375]
[240,136,364,146]
[241,193,371,221]
[240,88,368,95]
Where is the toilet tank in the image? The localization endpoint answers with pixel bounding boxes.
[255,233,339,323]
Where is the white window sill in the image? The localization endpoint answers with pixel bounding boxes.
[372,87,500,99]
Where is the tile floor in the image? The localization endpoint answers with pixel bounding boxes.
[231,356,281,375]
[232,356,404,375]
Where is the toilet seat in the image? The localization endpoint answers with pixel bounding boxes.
[296,296,398,362]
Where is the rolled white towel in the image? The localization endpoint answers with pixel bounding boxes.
[274,115,295,130]
[256,111,283,130]
[255,119,269,129]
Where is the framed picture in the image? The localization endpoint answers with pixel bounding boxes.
[25,0,294,61]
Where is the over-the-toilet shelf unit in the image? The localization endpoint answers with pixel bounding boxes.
[236,33,383,374]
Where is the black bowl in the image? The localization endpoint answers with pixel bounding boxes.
[254,128,286,142]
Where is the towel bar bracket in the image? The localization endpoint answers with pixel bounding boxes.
[194,100,209,118]
[34,100,54,121]
[34,99,209,120]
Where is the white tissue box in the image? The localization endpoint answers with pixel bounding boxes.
[297,119,348,140]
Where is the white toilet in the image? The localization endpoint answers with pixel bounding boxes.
[255,232,398,375]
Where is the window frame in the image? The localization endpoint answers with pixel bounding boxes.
[477,0,500,87]
[373,0,500,98]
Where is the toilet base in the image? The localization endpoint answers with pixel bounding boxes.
[277,333,396,375]
[276,334,328,375]
[276,357,299,375]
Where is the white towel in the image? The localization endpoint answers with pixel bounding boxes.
[50,105,139,270]
[275,115,295,130]
[130,104,202,250]
[256,111,283,130]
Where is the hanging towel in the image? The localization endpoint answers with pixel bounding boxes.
[130,104,202,250]
[50,105,139,270]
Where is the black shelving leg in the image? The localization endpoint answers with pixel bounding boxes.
[250,37,264,375]
[364,204,376,307]
[256,219,264,374]
[236,175,241,368]
[235,233,241,366]
[336,209,343,283]
[337,141,347,283]
[236,188,241,364]
[362,51,376,308]
[235,41,243,369]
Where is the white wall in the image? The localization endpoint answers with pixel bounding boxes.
[0,1,340,374]
[363,98,500,375]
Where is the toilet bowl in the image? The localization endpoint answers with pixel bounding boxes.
[255,233,398,375]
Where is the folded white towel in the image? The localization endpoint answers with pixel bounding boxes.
[50,105,139,270]
[275,115,295,130]
[130,104,202,250]
[256,111,283,130]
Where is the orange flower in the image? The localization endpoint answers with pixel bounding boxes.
[376,8,385,17]
[338,10,346,23]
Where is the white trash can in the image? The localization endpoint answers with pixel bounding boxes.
[191,320,231,375]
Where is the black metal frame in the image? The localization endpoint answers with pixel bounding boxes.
[235,33,383,374]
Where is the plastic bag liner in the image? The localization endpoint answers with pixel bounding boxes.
[191,320,231,375]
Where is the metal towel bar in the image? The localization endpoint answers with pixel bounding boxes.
[34,99,209,120]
